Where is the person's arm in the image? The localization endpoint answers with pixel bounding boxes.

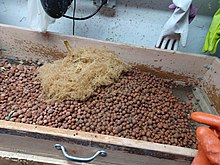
[202,8,220,54]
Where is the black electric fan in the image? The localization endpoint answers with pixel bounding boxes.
[40,0,73,18]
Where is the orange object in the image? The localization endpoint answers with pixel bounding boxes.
[210,127,220,139]
[191,112,220,130]
[191,143,211,165]
[196,126,220,165]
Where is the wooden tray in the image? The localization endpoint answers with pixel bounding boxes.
[0,24,220,165]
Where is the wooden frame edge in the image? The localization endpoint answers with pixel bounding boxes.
[0,120,197,158]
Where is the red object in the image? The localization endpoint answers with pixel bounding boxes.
[191,143,211,165]
[191,112,220,131]
[196,126,220,165]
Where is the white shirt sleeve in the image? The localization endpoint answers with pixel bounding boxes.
[27,0,56,32]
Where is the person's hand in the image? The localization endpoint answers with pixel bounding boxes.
[191,112,220,165]
[202,8,220,54]
[155,0,192,49]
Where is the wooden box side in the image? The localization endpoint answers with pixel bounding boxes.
[203,58,220,113]
[0,120,196,165]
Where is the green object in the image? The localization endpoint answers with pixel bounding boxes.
[6,111,14,121]
[0,67,6,72]
[203,8,220,54]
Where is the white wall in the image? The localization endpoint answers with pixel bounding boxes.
[0,0,220,56]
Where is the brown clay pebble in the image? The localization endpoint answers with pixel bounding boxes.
[27,112,32,118]
[0,58,198,149]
